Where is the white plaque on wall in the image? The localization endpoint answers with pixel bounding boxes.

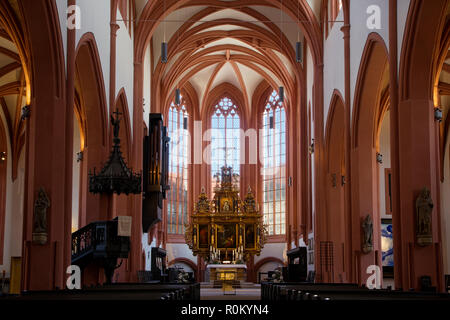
[118,216,132,236]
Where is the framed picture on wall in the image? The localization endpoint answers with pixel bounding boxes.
[381,219,394,277]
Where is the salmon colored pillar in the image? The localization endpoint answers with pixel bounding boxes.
[130,60,144,282]
[20,0,69,290]
[395,98,443,291]
[64,0,76,284]
[394,0,446,292]
[313,62,326,282]
[341,0,353,284]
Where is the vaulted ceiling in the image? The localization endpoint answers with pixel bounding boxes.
[135,0,323,116]
[0,29,25,127]
[0,2,27,181]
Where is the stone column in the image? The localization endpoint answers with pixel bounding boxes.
[20,0,70,291]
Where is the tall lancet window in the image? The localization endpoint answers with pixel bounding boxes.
[167,99,189,234]
[262,90,286,235]
[210,97,240,190]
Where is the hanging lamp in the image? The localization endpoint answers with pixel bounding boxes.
[279,86,284,103]
[89,109,141,195]
[175,88,181,105]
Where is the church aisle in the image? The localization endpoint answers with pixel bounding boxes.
[201,288,261,300]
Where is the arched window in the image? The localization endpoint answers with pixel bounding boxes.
[262,90,286,235]
[167,99,189,234]
[210,97,240,187]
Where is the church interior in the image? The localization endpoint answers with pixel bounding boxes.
[1,0,450,303]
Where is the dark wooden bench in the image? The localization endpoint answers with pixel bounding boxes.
[90,282,201,300]
[1,282,200,301]
[261,282,358,300]
[261,282,450,301]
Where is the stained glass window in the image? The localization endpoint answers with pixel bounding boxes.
[167,98,189,234]
[210,97,240,190]
[262,90,286,235]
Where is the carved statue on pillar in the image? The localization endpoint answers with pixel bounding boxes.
[361,214,373,253]
[416,187,433,246]
[243,186,257,213]
[196,187,210,213]
[32,188,51,245]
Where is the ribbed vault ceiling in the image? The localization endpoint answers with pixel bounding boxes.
[0,22,25,168]
[135,0,322,115]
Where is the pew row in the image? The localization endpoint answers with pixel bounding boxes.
[1,283,200,301]
[261,282,450,301]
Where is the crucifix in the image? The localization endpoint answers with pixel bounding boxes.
[215,146,237,164]
[111,108,122,138]
[214,145,237,181]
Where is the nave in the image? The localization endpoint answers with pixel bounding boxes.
[1,0,450,307]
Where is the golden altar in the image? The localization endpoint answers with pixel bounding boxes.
[207,264,247,282]
[185,166,267,264]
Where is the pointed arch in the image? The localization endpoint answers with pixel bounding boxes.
[399,0,449,101]
[322,89,346,282]
[350,32,389,286]
[352,32,389,149]
[325,90,345,157]
[202,82,247,126]
[75,32,109,227]
[182,81,200,120]
[75,32,108,149]
[114,88,132,163]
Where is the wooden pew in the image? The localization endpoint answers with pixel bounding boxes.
[261,282,450,301]
[2,283,200,301]
[262,282,359,300]
[89,282,201,300]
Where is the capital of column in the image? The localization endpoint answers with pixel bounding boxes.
[315,63,324,70]
[340,24,350,39]
[110,22,120,36]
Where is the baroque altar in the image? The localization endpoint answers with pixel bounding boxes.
[206,264,247,283]
[185,166,267,271]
